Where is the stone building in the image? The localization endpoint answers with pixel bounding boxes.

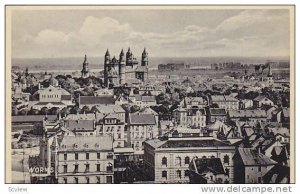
[104,48,148,87]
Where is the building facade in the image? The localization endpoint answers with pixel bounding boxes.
[39,134,114,184]
[144,137,235,183]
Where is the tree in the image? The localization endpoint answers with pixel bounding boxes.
[81,106,90,114]
[210,103,219,108]
[12,106,18,116]
[70,106,80,114]
[61,107,70,117]
[27,108,40,115]
[90,106,99,114]
[40,107,49,115]
[121,104,131,113]
[130,105,140,113]
[18,109,28,116]
[50,107,60,115]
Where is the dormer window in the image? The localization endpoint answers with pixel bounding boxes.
[74,144,78,149]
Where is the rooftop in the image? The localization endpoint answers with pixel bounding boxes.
[193,158,226,175]
[12,115,57,123]
[79,96,115,105]
[228,109,267,118]
[209,108,227,116]
[129,114,156,125]
[145,137,233,150]
[58,135,113,151]
[236,148,277,166]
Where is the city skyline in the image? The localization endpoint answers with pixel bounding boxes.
[11,8,290,58]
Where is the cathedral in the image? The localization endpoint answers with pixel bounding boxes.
[104,48,148,87]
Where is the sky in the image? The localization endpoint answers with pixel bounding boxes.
[11,8,291,58]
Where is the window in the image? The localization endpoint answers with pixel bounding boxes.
[64,153,67,160]
[63,165,67,173]
[162,171,167,178]
[96,176,100,184]
[225,168,229,176]
[107,153,113,159]
[75,153,78,160]
[258,177,262,183]
[106,163,113,172]
[74,144,78,149]
[106,176,113,184]
[97,164,100,172]
[224,155,229,165]
[176,170,181,178]
[175,157,181,166]
[85,164,90,172]
[185,156,190,165]
[74,164,79,173]
[258,166,262,172]
[162,157,167,166]
[63,177,67,184]
[97,153,100,159]
[184,170,189,177]
[86,153,89,160]
[74,177,78,184]
[86,177,90,184]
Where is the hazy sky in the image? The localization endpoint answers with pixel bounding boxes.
[11,8,291,58]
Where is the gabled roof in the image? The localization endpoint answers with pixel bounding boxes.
[263,165,289,183]
[64,120,95,132]
[236,148,277,166]
[254,95,272,102]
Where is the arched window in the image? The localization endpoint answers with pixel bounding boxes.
[162,170,167,178]
[224,155,229,165]
[162,157,167,166]
[185,156,190,165]
[175,157,181,166]
[184,170,189,177]
[176,170,181,178]
[106,162,113,172]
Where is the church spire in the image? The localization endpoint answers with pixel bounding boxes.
[105,49,110,56]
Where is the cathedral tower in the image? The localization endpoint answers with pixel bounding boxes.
[119,49,125,85]
[104,49,110,86]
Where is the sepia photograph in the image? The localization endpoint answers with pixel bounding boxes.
[5,5,295,184]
